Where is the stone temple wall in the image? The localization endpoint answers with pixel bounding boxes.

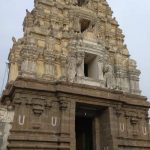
[0,0,149,149]
[1,79,150,150]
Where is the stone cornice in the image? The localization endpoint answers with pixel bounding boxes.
[1,77,149,108]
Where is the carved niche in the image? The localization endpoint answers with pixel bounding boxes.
[31,97,45,129]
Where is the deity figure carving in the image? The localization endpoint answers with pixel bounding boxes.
[46,36,55,51]
[12,37,17,44]
[23,9,34,32]
[76,52,85,78]
[67,52,77,82]
[104,64,116,89]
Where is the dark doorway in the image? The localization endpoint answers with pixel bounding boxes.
[76,116,93,150]
[84,63,88,77]
[75,103,107,150]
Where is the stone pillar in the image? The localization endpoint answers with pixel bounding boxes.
[93,117,101,150]
[97,55,105,87]
[128,59,141,95]
[60,55,67,81]
[70,101,76,150]
[8,62,18,83]
[99,107,116,150]
[59,99,69,137]
[108,107,119,150]
[67,52,77,82]
[129,70,141,95]
[115,67,122,90]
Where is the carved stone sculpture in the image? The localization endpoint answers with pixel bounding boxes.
[67,52,77,82]
[76,51,85,78]
[12,37,17,44]
[104,64,116,89]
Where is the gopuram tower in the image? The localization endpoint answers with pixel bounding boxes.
[1,0,150,149]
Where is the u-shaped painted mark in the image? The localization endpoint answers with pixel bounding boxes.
[18,115,25,126]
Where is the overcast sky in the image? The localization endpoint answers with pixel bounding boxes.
[0,0,150,101]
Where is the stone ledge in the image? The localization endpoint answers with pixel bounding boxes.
[1,77,149,108]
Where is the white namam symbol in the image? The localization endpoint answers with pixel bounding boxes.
[120,123,125,132]
[142,126,147,135]
[18,115,25,126]
[51,116,58,127]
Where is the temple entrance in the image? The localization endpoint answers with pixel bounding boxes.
[76,116,93,150]
[75,103,98,150]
